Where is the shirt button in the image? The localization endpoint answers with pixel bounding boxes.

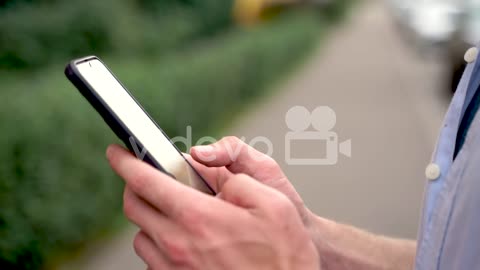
[464,47,478,63]
[425,163,441,181]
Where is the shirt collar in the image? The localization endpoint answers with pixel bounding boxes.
[461,46,480,118]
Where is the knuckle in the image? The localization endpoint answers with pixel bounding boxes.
[269,194,296,217]
[263,156,279,168]
[258,158,281,176]
[222,174,246,192]
[223,136,241,145]
[221,174,255,204]
[133,232,145,257]
[221,136,245,149]
[177,206,199,224]
[221,178,234,194]
[219,179,235,199]
[129,170,149,193]
[161,236,191,265]
[123,195,136,220]
[177,204,214,239]
[177,207,207,234]
[236,173,250,178]
[233,173,250,181]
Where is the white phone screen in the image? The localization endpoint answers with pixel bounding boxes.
[76,59,213,194]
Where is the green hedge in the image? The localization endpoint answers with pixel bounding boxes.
[0,13,323,269]
[0,0,233,70]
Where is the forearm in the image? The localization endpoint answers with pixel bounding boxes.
[307,213,416,270]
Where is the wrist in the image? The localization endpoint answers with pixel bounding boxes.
[304,210,417,270]
[305,211,379,270]
[304,211,339,270]
[304,209,335,242]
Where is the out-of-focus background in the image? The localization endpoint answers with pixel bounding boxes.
[0,0,478,269]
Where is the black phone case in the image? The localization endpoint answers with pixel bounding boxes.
[65,56,215,194]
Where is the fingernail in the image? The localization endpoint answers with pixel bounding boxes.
[194,145,214,154]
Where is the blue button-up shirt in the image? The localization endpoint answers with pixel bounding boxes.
[415,48,480,269]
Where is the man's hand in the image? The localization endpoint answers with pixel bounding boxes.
[189,136,313,226]
[189,137,417,270]
[107,144,319,270]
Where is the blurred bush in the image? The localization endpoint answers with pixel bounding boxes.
[0,0,232,70]
[0,0,352,268]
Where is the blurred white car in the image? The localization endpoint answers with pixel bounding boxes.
[463,0,480,45]
[446,0,480,91]
[389,0,480,91]
[410,1,462,45]
[389,0,464,45]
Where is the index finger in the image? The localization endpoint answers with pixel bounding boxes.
[190,136,285,181]
[107,144,219,219]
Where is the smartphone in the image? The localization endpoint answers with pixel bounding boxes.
[65,56,215,195]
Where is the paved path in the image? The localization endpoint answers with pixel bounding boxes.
[226,0,449,238]
[65,1,450,268]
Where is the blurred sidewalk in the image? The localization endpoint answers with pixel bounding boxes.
[227,0,449,238]
[64,0,449,269]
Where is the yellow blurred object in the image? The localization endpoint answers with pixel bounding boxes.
[233,0,302,26]
[233,0,265,26]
